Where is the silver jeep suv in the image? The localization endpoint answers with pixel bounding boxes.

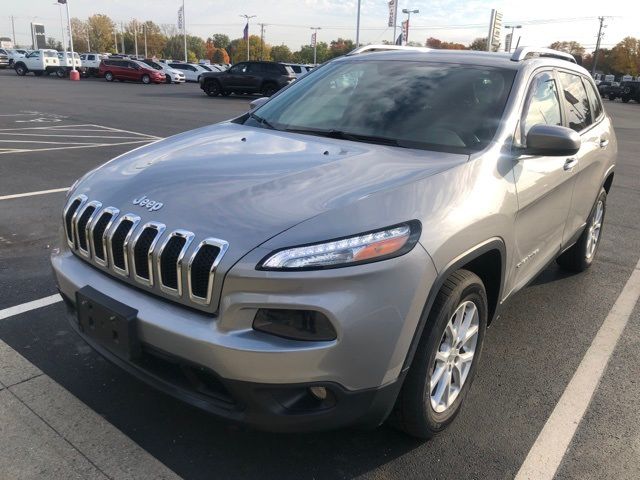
[52,46,616,438]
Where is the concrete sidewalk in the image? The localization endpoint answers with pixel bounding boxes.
[0,340,181,480]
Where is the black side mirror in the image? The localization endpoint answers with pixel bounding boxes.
[522,124,581,157]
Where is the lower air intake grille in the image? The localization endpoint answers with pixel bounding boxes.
[76,206,96,251]
[134,227,159,280]
[190,244,221,299]
[160,236,186,289]
[64,198,82,243]
[92,212,113,261]
[111,220,133,270]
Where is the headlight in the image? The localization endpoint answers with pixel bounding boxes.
[258,221,421,270]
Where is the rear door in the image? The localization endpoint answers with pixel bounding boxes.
[510,70,576,292]
[558,71,612,244]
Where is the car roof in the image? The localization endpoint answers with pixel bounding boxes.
[338,48,590,76]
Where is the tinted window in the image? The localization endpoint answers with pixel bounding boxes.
[247,63,263,73]
[249,61,516,153]
[584,80,603,120]
[264,64,282,74]
[230,63,248,74]
[88,54,95,60]
[522,72,562,137]
[168,63,182,70]
[558,72,592,132]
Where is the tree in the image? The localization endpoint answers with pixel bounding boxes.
[87,14,115,53]
[212,48,230,64]
[609,37,640,76]
[329,38,355,58]
[210,34,230,50]
[70,18,89,51]
[140,21,166,57]
[270,44,293,62]
[426,37,466,50]
[45,37,63,50]
[187,35,206,60]
[469,37,487,51]
[426,37,442,49]
[227,35,271,63]
[163,35,185,60]
[549,41,585,56]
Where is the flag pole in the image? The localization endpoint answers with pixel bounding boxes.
[183,0,187,62]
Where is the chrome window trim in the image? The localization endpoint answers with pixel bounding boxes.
[63,194,87,249]
[187,237,229,305]
[130,222,166,287]
[107,213,140,277]
[75,201,102,258]
[90,207,120,267]
[156,229,194,297]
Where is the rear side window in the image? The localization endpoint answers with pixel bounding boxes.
[263,64,283,74]
[88,54,95,60]
[522,72,562,138]
[247,63,264,73]
[558,72,592,132]
[584,80,603,120]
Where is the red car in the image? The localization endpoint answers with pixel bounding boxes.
[98,58,165,84]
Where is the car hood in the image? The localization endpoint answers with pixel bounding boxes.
[73,122,468,263]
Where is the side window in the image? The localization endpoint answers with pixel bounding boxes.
[247,63,263,74]
[88,54,95,61]
[230,63,247,74]
[584,79,603,120]
[521,72,563,139]
[558,72,592,132]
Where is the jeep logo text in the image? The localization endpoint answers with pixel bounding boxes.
[132,195,164,212]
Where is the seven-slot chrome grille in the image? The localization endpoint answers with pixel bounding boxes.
[63,195,229,308]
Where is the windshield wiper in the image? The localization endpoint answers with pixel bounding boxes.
[249,112,276,130]
[285,128,401,147]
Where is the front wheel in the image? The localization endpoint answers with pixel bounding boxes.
[141,74,151,84]
[390,270,487,439]
[165,75,172,84]
[204,80,220,97]
[104,71,114,82]
[15,64,27,76]
[557,188,607,272]
[608,93,617,101]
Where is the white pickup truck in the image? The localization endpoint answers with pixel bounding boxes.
[14,49,60,76]
[56,51,84,77]
[80,52,104,76]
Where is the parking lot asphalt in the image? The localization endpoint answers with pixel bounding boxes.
[1,68,639,480]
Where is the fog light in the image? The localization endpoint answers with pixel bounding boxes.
[253,309,337,341]
[309,386,327,400]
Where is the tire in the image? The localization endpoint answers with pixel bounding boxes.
[557,188,607,273]
[608,93,616,101]
[390,269,488,439]
[104,71,114,82]
[204,80,221,97]
[141,74,151,84]
[165,75,172,84]
[262,82,278,97]
[55,68,65,78]
[15,64,27,76]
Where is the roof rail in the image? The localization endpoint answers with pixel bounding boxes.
[347,44,431,55]
[511,46,577,64]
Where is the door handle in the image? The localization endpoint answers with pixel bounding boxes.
[564,158,578,171]
[599,138,609,148]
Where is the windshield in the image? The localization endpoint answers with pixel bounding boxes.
[143,60,162,70]
[246,60,516,153]
[133,60,150,70]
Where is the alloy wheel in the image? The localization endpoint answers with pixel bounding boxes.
[429,300,479,413]
[586,200,604,259]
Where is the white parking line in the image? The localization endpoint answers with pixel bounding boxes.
[0,187,69,201]
[0,294,62,321]
[516,257,640,480]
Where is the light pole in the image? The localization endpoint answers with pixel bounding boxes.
[54,3,66,53]
[240,14,256,61]
[505,25,521,52]
[58,0,77,79]
[355,0,361,47]
[402,8,419,44]
[311,27,321,64]
[86,23,90,51]
[144,24,148,58]
[133,21,138,58]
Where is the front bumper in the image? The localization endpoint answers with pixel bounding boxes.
[52,243,435,430]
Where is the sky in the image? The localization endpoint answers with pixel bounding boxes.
[2,1,639,52]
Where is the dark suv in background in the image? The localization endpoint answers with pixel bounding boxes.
[200,61,295,97]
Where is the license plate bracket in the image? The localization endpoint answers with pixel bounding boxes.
[76,286,141,361]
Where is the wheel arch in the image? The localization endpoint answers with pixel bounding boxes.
[603,169,614,194]
[401,238,506,373]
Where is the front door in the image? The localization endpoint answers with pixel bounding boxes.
[509,70,576,293]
